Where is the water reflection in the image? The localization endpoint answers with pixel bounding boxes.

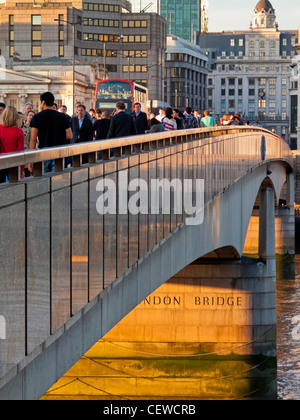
[277,255,300,400]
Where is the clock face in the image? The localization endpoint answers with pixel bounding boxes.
[259,88,266,99]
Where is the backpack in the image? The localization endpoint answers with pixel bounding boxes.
[184,114,198,129]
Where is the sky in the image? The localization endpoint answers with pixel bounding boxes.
[207,0,300,32]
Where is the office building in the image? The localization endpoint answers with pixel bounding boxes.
[0,0,166,111]
[198,0,298,141]
[159,0,201,43]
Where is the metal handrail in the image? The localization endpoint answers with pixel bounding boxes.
[0,125,290,180]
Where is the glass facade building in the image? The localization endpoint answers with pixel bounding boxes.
[159,0,201,43]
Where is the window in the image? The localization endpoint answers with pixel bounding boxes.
[269,112,276,119]
[32,15,41,25]
[32,46,41,57]
[282,38,287,46]
[230,39,235,47]
[32,30,41,41]
[258,100,266,108]
[123,20,147,28]
[123,35,147,43]
[83,3,119,12]
[269,100,275,108]
[239,39,244,46]
[9,15,14,56]
[170,67,184,77]
[123,50,147,58]
[123,64,147,73]
[83,18,119,27]
[81,48,117,57]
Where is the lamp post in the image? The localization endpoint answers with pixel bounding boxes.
[54,18,77,113]
[147,63,164,109]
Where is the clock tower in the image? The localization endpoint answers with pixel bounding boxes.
[250,0,278,31]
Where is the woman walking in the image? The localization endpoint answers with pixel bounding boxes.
[0,106,24,183]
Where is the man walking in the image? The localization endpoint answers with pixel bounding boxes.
[70,104,93,144]
[200,110,217,128]
[130,102,148,134]
[29,91,72,173]
[70,104,93,164]
[107,101,137,139]
[183,107,198,129]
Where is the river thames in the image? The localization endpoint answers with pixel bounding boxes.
[277,255,300,400]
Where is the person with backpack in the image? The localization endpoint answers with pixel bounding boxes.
[183,107,198,129]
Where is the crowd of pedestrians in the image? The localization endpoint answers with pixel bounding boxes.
[0,90,251,181]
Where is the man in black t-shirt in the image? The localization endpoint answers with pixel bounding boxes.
[93,110,111,140]
[29,92,72,173]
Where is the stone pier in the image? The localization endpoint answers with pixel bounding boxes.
[42,188,278,400]
[42,256,277,400]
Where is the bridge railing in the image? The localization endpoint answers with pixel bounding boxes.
[0,126,293,380]
[0,126,293,182]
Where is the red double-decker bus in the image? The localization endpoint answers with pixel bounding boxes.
[94,79,148,113]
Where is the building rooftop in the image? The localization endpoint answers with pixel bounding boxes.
[255,0,275,13]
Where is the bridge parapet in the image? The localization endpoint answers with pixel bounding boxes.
[0,126,294,398]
